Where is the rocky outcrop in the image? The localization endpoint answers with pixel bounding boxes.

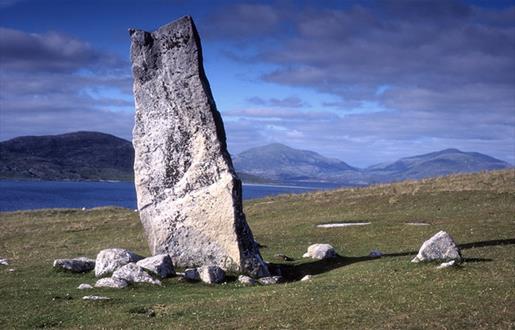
[303,244,337,260]
[136,254,175,278]
[129,16,268,277]
[199,265,225,284]
[95,248,143,278]
[112,263,161,285]
[411,231,462,263]
[53,257,95,273]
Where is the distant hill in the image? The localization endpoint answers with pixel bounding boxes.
[233,143,358,182]
[0,131,134,181]
[0,132,510,184]
[366,148,511,183]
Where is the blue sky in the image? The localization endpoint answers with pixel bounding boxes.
[0,0,514,167]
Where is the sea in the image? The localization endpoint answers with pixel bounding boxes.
[0,180,344,212]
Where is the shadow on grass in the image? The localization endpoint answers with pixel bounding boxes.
[274,238,514,282]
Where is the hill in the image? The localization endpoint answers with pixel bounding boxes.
[0,169,513,328]
[0,132,134,181]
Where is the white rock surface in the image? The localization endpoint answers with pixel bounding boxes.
[411,231,462,263]
[77,283,93,290]
[301,275,313,282]
[53,257,95,273]
[0,258,9,266]
[258,276,283,285]
[112,263,161,285]
[302,244,337,260]
[94,248,143,278]
[198,265,225,284]
[129,16,268,278]
[136,254,175,278]
[83,295,111,301]
[436,260,458,269]
[95,277,129,289]
[183,268,200,281]
[238,275,256,285]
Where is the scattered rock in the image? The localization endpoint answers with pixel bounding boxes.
[82,295,111,301]
[258,276,283,285]
[0,258,9,266]
[95,277,129,289]
[302,244,337,260]
[136,254,175,278]
[112,263,161,285]
[77,283,93,290]
[129,16,268,277]
[183,268,200,281]
[274,254,294,262]
[8,268,15,272]
[300,275,313,282]
[436,260,458,269]
[368,250,383,258]
[199,265,226,284]
[95,248,143,278]
[238,275,256,285]
[53,257,95,273]
[411,231,462,263]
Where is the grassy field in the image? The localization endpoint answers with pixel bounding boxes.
[0,170,514,329]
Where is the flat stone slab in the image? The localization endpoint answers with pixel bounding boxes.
[77,283,93,290]
[82,295,111,301]
[316,222,370,228]
[129,16,268,277]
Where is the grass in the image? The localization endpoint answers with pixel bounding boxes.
[0,169,514,329]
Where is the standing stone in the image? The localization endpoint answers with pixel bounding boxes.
[129,16,268,277]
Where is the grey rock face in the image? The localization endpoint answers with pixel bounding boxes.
[183,268,200,281]
[112,263,161,285]
[411,231,462,263]
[238,275,256,285]
[302,244,337,260]
[53,257,95,273]
[199,265,225,284]
[95,248,143,278]
[77,283,93,290]
[129,16,268,277]
[95,277,129,289]
[137,254,175,278]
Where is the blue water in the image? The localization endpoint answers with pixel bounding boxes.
[0,180,341,212]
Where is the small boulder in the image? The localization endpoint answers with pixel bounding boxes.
[82,295,110,301]
[0,258,9,266]
[53,257,95,273]
[136,254,175,278]
[199,265,225,284]
[411,231,462,263]
[300,275,313,282]
[436,260,458,269]
[95,248,143,278]
[302,244,337,260]
[183,268,200,281]
[95,277,129,289]
[112,263,161,285]
[77,283,93,290]
[368,250,383,258]
[238,275,256,285]
[258,276,283,285]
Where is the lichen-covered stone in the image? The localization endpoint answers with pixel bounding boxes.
[53,257,95,273]
[95,277,129,289]
[136,254,175,278]
[112,263,161,285]
[199,265,225,284]
[411,231,462,263]
[129,16,268,277]
[95,248,143,278]
[302,244,337,260]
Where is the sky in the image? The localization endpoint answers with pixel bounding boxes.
[0,0,514,167]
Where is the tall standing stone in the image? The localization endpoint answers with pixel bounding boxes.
[129,16,269,277]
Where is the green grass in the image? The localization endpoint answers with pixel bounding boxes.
[1,170,514,329]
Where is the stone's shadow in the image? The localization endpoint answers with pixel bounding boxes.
[271,238,514,283]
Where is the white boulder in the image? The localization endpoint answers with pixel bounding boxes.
[411,231,462,263]
[94,248,143,278]
[302,244,337,260]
